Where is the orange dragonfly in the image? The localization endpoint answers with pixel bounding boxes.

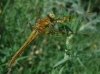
[8,13,72,68]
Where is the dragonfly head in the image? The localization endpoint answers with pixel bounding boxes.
[47,13,55,21]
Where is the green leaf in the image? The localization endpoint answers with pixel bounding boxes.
[53,53,69,68]
[58,67,64,74]
[62,8,69,16]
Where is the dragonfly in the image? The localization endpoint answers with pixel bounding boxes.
[8,13,72,68]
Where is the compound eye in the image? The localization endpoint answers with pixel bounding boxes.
[48,13,55,19]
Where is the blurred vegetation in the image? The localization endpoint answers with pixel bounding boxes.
[0,0,100,74]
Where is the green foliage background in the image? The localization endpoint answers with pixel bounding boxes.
[0,0,100,74]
